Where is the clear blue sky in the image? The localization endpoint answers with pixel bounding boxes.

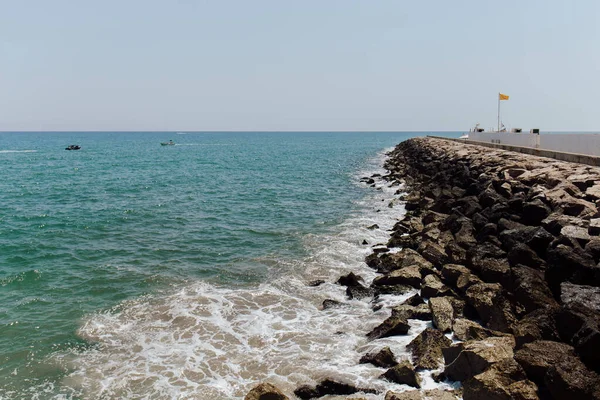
[1,0,599,131]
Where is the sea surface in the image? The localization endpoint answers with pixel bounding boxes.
[0,131,459,399]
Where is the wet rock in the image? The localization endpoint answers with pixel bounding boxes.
[245,382,289,400]
[465,283,516,333]
[407,327,452,370]
[381,360,421,388]
[403,293,424,306]
[346,284,375,300]
[308,279,325,287]
[420,274,452,298]
[385,389,459,400]
[373,284,413,297]
[444,336,515,382]
[359,347,398,368]
[337,272,364,287]
[294,379,377,399]
[322,299,343,310]
[392,303,432,321]
[429,297,454,332]
[367,224,380,230]
[373,249,433,275]
[367,314,410,340]
[462,359,539,400]
[372,266,422,288]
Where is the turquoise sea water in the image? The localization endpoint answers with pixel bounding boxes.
[0,131,458,399]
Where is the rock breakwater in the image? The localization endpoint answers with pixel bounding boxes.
[246,137,600,399]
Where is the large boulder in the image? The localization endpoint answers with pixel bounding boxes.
[381,360,421,388]
[507,244,546,270]
[452,318,511,342]
[544,353,600,400]
[372,266,422,288]
[514,340,576,384]
[429,297,454,332]
[441,264,471,286]
[407,328,452,370]
[444,336,515,382]
[374,249,434,274]
[392,304,432,321]
[521,199,551,225]
[294,379,376,399]
[245,383,289,400]
[465,283,516,333]
[420,274,452,298]
[359,347,398,368]
[367,314,410,340]
[513,307,561,348]
[546,245,599,296]
[336,272,364,287]
[511,265,558,315]
[462,359,539,400]
[558,282,600,371]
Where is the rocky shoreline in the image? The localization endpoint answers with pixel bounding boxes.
[245,137,600,400]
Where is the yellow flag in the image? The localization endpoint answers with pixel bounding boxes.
[499,93,509,101]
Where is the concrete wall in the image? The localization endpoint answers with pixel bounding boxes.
[469,132,539,148]
[467,132,600,157]
[540,134,600,156]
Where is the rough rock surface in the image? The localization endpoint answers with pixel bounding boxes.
[407,327,452,370]
[245,383,289,400]
[429,297,454,332]
[381,360,421,388]
[444,336,515,382]
[359,347,398,368]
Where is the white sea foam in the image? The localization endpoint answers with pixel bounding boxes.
[0,150,37,153]
[52,148,455,399]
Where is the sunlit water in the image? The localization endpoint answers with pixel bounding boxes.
[0,131,459,399]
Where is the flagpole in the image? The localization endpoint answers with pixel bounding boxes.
[497,93,500,132]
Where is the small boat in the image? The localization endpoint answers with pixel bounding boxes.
[160,140,175,146]
[65,145,81,150]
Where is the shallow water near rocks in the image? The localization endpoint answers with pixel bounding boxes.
[0,131,460,399]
